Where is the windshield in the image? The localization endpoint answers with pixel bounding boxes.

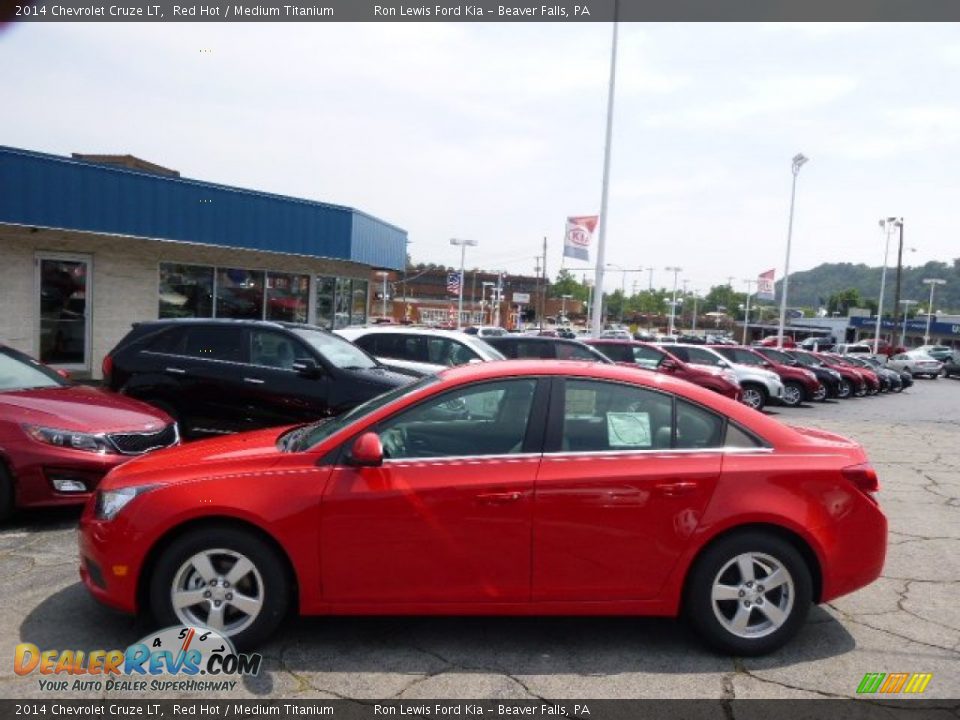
[791,352,822,368]
[291,375,438,451]
[760,349,795,365]
[292,328,378,370]
[0,349,66,392]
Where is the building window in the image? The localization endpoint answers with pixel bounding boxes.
[315,276,336,329]
[334,277,352,329]
[216,268,264,319]
[267,272,310,323]
[351,280,368,326]
[159,263,214,318]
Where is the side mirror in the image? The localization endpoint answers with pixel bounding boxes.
[349,432,383,467]
[292,359,322,377]
[661,357,679,371]
[56,368,71,379]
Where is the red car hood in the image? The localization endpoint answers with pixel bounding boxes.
[100,427,287,490]
[0,386,170,433]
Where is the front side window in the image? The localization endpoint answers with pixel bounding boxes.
[671,346,724,367]
[632,345,664,368]
[377,379,538,459]
[515,341,550,359]
[557,342,602,361]
[727,348,764,366]
[426,338,478,366]
[159,263,214,319]
[251,330,311,369]
[561,380,674,452]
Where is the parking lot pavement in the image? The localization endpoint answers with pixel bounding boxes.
[1,377,958,701]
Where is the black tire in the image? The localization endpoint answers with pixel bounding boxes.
[837,379,852,399]
[781,381,804,408]
[149,526,290,649]
[741,384,767,411]
[0,461,14,523]
[685,531,813,656]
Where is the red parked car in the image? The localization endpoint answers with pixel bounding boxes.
[813,352,873,397]
[823,353,882,394]
[585,339,742,401]
[79,360,886,656]
[708,345,824,406]
[0,344,178,520]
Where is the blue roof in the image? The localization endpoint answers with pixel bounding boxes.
[0,145,406,271]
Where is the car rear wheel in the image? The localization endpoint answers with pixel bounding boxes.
[150,526,290,649]
[685,531,812,656]
[837,379,852,399]
[740,384,767,411]
[0,462,14,522]
[781,382,804,407]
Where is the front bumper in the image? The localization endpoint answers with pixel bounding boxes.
[78,508,145,614]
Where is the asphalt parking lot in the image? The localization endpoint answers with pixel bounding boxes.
[1,376,958,701]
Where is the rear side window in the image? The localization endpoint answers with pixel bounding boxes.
[182,326,246,363]
[724,422,765,449]
[516,341,552,359]
[557,343,599,361]
[145,327,187,354]
[675,400,725,449]
[592,344,630,363]
[561,380,675,452]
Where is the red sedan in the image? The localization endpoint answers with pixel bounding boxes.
[78,360,886,656]
[0,345,178,520]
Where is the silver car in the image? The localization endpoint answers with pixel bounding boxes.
[663,344,784,411]
[887,351,943,379]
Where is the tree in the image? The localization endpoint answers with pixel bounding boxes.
[827,288,864,315]
[551,269,590,302]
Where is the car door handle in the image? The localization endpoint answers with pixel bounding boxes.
[655,481,698,496]
[243,377,265,385]
[165,367,186,375]
[476,491,523,505]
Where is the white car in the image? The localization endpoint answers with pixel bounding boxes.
[599,329,632,340]
[335,326,505,376]
[887,351,943,378]
[836,343,876,358]
[664,344,785,411]
[463,325,508,338]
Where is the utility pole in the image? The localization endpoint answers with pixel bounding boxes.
[742,278,756,345]
[891,219,905,332]
[648,267,653,291]
[541,236,547,330]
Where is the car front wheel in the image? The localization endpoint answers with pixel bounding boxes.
[685,532,812,656]
[781,381,804,407]
[740,385,767,411]
[149,526,290,649]
[836,379,852,399]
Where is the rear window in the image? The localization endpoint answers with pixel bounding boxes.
[182,326,246,363]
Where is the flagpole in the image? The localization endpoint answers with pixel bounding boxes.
[590,0,619,337]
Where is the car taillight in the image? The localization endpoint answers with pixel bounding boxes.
[101,353,113,381]
[842,462,880,496]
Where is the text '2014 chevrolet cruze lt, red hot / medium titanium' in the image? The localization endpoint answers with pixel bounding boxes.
[78,360,886,656]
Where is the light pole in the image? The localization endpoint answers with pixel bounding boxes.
[873,218,899,353]
[665,266,682,336]
[690,290,700,332]
[375,271,390,318]
[921,279,947,344]
[777,153,809,348]
[449,238,478,330]
[899,299,917,347]
[742,278,755,345]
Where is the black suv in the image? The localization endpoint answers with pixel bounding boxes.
[483,335,612,363]
[103,320,415,438]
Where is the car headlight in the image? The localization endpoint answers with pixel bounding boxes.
[24,425,112,454]
[95,485,159,521]
[723,370,739,384]
[829,370,842,380]
[803,369,817,381]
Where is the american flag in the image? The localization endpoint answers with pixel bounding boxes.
[447,271,462,296]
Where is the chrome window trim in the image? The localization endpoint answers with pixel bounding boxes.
[379,446,773,464]
[383,452,543,465]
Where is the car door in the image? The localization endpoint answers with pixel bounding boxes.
[321,377,547,604]
[239,328,333,427]
[172,325,252,434]
[533,378,723,601]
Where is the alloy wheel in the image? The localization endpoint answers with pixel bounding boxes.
[741,387,764,410]
[710,552,795,639]
[171,548,265,636]
[813,385,827,402]
[782,383,803,407]
[837,380,852,399]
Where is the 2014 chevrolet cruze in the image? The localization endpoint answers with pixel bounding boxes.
[78,360,887,655]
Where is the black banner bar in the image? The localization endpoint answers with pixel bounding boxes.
[1,700,959,720]
[8,0,960,22]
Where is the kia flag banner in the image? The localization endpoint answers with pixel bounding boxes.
[563,215,599,262]
[757,269,776,301]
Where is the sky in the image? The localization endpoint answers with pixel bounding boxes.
[1,21,958,294]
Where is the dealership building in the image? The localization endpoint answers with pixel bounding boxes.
[0,145,406,379]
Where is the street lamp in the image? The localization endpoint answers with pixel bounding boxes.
[873,217,899,353]
[921,279,947,344]
[665,266,682,336]
[449,238,478,330]
[777,153,809,348]
[605,263,643,324]
[899,299,918,347]
[375,270,390,319]
[742,278,755,345]
[690,290,700,332]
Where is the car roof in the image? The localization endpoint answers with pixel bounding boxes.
[133,318,329,333]
[487,335,581,344]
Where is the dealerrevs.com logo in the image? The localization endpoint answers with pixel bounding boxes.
[14,626,262,693]
[856,672,933,695]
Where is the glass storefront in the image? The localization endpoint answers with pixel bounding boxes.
[159,264,214,318]
[38,256,90,366]
[266,272,310,323]
[158,263,369,328]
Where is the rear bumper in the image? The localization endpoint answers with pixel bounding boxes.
[819,496,888,602]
